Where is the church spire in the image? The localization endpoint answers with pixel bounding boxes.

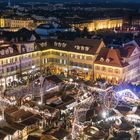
[8,0,11,7]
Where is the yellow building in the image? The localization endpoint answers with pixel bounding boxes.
[71,18,123,31]
[0,17,34,30]
[94,41,140,84]
[0,41,41,90]
[40,38,105,79]
[0,18,5,27]
[0,38,105,89]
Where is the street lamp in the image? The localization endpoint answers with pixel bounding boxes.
[102,111,108,119]
[31,65,36,69]
[69,78,73,82]
[38,101,42,105]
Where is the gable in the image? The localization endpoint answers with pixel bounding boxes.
[131,46,140,57]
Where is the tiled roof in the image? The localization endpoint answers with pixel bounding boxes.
[0,37,103,59]
[119,44,136,58]
[0,131,6,139]
[38,38,103,55]
[95,47,129,67]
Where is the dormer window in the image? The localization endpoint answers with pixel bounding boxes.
[41,42,47,47]
[85,46,90,51]
[54,42,57,47]
[121,58,126,64]
[0,50,4,55]
[9,47,13,54]
[106,58,110,63]
[5,49,9,55]
[81,46,85,51]
[100,57,104,62]
[22,48,25,52]
[58,42,61,47]
[62,43,66,48]
[77,45,80,50]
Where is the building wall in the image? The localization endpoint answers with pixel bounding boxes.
[0,18,5,27]
[94,64,124,84]
[0,18,34,29]
[123,49,140,82]
[71,18,123,31]
[0,42,41,89]
[94,47,140,84]
[0,40,104,89]
[41,49,94,78]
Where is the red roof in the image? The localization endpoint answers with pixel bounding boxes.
[94,47,129,67]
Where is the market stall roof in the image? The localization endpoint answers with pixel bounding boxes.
[0,131,7,140]
[44,75,62,84]
[50,128,69,140]
[27,135,41,140]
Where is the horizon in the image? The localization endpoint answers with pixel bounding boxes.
[3,0,140,4]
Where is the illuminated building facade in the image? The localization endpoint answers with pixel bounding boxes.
[94,41,140,84]
[71,18,123,31]
[0,17,34,30]
[0,38,105,89]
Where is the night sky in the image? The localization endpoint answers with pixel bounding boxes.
[4,0,140,3]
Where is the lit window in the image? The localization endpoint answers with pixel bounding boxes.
[77,45,80,50]
[100,57,104,62]
[46,59,48,63]
[102,67,106,71]
[115,69,120,74]
[58,42,61,47]
[85,46,90,51]
[1,50,4,55]
[95,66,100,70]
[81,46,85,51]
[80,55,82,59]
[64,60,66,65]
[9,47,13,54]
[62,43,66,48]
[106,58,110,63]
[108,68,113,73]
[5,49,9,55]
[60,59,62,64]
[54,42,57,46]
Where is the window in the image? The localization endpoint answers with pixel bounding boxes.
[95,66,100,70]
[100,57,104,62]
[60,59,62,64]
[54,42,57,46]
[87,56,92,60]
[115,69,120,74]
[62,43,66,48]
[106,58,110,63]
[85,46,90,51]
[108,68,113,73]
[71,54,73,58]
[102,67,106,71]
[58,42,61,47]
[64,60,66,65]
